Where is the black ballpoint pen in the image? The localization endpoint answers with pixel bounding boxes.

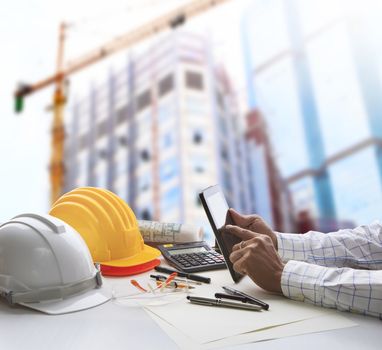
[154,266,211,284]
[215,292,249,303]
[187,296,262,311]
[222,286,269,310]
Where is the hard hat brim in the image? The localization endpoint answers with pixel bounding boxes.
[99,244,161,267]
[19,289,111,315]
[100,258,161,276]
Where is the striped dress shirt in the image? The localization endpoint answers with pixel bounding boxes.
[276,222,382,318]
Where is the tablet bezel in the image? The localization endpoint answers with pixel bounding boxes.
[199,185,243,283]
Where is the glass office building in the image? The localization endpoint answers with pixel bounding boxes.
[242,0,382,228]
[245,109,295,231]
[64,31,253,244]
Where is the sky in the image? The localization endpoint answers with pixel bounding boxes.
[0,0,252,222]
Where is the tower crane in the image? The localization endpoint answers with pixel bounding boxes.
[14,0,230,204]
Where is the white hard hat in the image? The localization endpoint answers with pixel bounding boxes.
[0,213,110,314]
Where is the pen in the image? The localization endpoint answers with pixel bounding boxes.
[186,296,262,312]
[222,286,269,310]
[154,266,211,284]
[215,292,249,303]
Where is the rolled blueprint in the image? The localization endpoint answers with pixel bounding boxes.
[138,220,204,243]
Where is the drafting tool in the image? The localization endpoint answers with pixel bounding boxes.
[155,281,195,289]
[150,274,202,285]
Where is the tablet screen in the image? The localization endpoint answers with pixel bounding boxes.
[200,185,243,282]
[205,190,231,229]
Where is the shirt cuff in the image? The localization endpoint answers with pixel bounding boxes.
[276,232,310,262]
[280,260,327,304]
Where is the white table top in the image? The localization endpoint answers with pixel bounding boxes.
[0,267,380,350]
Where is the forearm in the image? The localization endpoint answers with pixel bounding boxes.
[281,260,382,318]
[276,221,382,269]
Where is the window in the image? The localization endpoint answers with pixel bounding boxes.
[161,186,180,212]
[119,136,128,146]
[158,102,175,123]
[158,74,174,97]
[77,102,90,133]
[77,153,88,179]
[78,133,88,151]
[193,130,203,144]
[94,164,108,189]
[116,104,129,125]
[185,71,204,90]
[138,172,151,192]
[185,96,206,115]
[196,193,202,207]
[141,208,152,221]
[191,156,207,173]
[140,149,150,162]
[216,91,224,107]
[98,149,108,159]
[97,120,108,138]
[136,112,152,137]
[115,182,127,201]
[219,117,228,135]
[222,170,232,193]
[136,90,151,112]
[160,158,179,182]
[161,131,174,149]
[115,159,126,175]
[221,147,228,160]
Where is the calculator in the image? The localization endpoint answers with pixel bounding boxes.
[157,241,227,273]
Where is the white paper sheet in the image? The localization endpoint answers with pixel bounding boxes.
[106,266,357,348]
[146,309,357,349]
[144,272,329,344]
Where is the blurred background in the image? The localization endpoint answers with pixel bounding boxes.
[2,0,382,244]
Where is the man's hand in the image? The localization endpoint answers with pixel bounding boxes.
[229,209,278,249]
[226,225,285,293]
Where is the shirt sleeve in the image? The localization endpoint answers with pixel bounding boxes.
[275,221,382,269]
[281,260,382,319]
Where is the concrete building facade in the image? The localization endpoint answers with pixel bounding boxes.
[65,32,253,244]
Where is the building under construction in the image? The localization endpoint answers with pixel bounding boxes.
[12,0,295,237]
[64,31,256,242]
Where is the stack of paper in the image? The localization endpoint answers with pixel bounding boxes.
[142,270,357,349]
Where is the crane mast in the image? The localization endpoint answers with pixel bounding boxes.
[50,22,66,204]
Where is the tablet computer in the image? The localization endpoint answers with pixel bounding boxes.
[199,185,243,283]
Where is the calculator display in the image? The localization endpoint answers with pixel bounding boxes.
[168,247,208,255]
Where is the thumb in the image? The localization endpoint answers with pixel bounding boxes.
[224,225,256,241]
[229,208,251,227]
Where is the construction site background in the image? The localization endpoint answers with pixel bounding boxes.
[2,0,382,237]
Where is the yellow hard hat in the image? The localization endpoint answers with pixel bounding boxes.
[49,187,160,267]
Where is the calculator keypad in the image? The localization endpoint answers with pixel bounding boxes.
[171,251,225,269]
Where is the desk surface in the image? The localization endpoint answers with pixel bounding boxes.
[0,267,380,350]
